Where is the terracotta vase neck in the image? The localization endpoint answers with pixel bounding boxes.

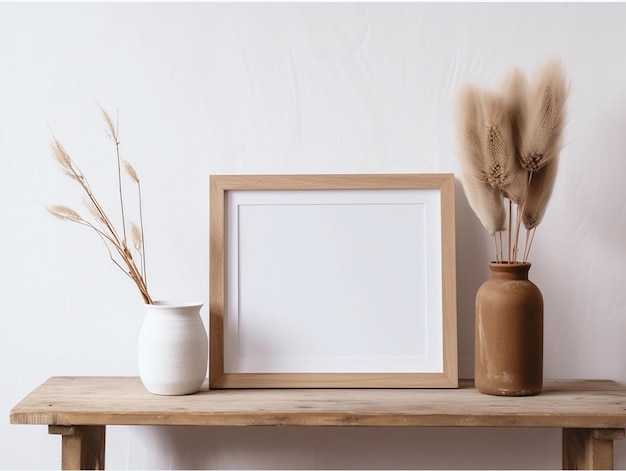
[488,262,531,281]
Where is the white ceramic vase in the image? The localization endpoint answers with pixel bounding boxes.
[138,301,208,395]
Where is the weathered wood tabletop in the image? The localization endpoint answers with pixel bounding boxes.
[10,377,626,469]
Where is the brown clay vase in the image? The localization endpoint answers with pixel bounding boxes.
[475,262,543,396]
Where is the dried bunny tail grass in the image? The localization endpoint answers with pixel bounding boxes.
[520,59,568,173]
[456,84,485,176]
[123,160,139,182]
[522,156,559,230]
[50,138,80,182]
[456,84,507,235]
[50,139,71,171]
[130,221,143,252]
[501,68,529,151]
[47,205,84,223]
[98,104,119,143]
[480,91,527,205]
[129,219,147,288]
[500,68,530,204]
[96,104,128,245]
[455,61,568,262]
[481,92,524,260]
[461,178,507,235]
[499,68,532,261]
[82,196,107,226]
[122,155,147,280]
[48,106,152,304]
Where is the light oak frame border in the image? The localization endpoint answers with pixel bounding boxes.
[209,174,457,388]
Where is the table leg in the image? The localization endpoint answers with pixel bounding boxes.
[563,428,625,470]
[49,425,106,470]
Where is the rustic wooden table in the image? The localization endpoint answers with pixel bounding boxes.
[10,377,626,470]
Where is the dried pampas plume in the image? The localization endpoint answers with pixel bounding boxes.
[523,158,559,231]
[481,91,528,206]
[455,59,568,263]
[500,68,530,205]
[456,84,506,236]
[520,157,560,262]
[520,59,568,227]
[501,68,529,151]
[123,160,139,182]
[520,60,568,173]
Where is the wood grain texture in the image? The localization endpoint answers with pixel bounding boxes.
[439,174,458,387]
[208,173,458,388]
[210,173,455,191]
[563,428,625,470]
[10,377,626,429]
[212,372,457,389]
[49,425,105,470]
[208,175,225,388]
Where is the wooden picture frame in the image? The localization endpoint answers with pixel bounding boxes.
[209,174,457,388]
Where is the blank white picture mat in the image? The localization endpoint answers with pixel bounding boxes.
[224,189,443,373]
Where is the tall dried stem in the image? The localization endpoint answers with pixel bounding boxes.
[124,160,148,285]
[48,109,153,304]
[99,105,128,247]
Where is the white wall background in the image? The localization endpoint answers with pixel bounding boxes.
[2,2,626,469]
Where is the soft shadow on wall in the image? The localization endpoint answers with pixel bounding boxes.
[142,425,559,470]
[453,176,491,378]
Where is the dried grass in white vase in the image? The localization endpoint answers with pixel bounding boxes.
[47,107,153,304]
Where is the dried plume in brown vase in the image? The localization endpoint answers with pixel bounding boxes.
[456,83,507,261]
[456,59,569,263]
